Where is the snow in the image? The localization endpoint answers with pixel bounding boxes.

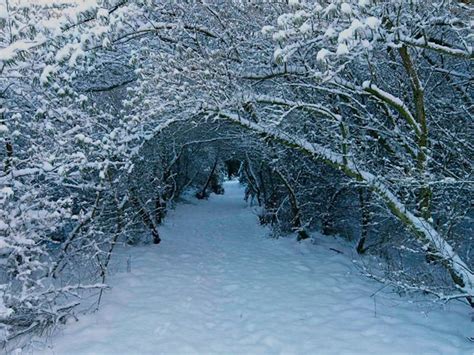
[338,28,353,42]
[361,81,421,135]
[261,25,274,35]
[0,124,9,133]
[336,43,349,56]
[40,65,56,85]
[0,220,8,232]
[299,22,311,34]
[324,26,336,38]
[0,3,7,19]
[317,48,330,61]
[323,4,337,16]
[365,16,381,30]
[338,20,363,43]
[340,3,352,15]
[0,39,44,62]
[399,35,472,58]
[38,181,472,354]
[0,302,13,318]
[96,8,109,19]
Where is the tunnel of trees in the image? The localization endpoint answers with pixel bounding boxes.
[0,0,472,346]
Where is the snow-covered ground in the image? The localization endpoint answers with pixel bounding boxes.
[36,181,472,354]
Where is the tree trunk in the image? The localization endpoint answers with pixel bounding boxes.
[399,45,431,220]
[196,156,219,199]
[356,189,371,254]
[273,168,309,241]
[130,190,161,244]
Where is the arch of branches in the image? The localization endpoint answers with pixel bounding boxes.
[0,0,472,347]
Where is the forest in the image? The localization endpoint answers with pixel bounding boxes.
[0,0,473,353]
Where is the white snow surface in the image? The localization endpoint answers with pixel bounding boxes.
[38,181,472,354]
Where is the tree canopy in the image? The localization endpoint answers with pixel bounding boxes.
[0,0,472,347]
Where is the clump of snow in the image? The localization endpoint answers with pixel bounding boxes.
[75,134,93,144]
[324,26,336,38]
[261,25,274,35]
[0,39,43,62]
[338,28,353,42]
[316,48,331,61]
[40,65,56,85]
[313,4,323,13]
[0,3,7,19]
[0,187,13,198]
[77,94,88,104]
[96,8,109,19]
[341,3,352,14]
[277,13,293,27]
[0,302,13,318]
[299,21,311,34]
[362,80,371,89]
[293,10,309,22]
[336,43,349,55]
[0,220,8,232]
[339,19,365,43]
[365,16,381,29]
[272,30,287,42]
[323,3,337,16]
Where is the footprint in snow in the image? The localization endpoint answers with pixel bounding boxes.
[153,322,171,337]
[294,264,311,272]
[223,284,240,292]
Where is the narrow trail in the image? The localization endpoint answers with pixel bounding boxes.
[39,181,472,355]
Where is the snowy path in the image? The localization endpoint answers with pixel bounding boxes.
[39,181,472,355]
